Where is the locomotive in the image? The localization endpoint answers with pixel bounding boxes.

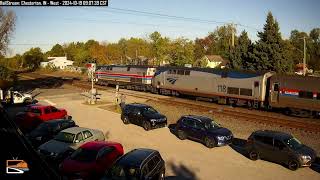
[89,64,320,118]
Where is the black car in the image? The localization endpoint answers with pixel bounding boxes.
[103,148,165,180]
[246,130,317,170]
[26,119,77,147]
[121,103,167,131]
[175,115,233,148]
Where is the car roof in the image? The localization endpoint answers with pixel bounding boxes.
[61,127,92,134]
[182,115,213,123]
[253,130,293,140]
[116,148,158,168]
[80,141,121,150]
[126,103,151,108]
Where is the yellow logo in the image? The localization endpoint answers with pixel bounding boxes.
[6,160,29,174]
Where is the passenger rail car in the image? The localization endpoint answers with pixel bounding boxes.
[152,67,274,108]
[95,65,156,91]
[269,75,320,117]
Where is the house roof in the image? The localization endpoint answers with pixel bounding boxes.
[205,55,224,62]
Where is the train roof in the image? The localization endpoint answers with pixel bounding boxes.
[96,65,157,69]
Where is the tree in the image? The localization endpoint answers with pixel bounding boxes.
[168,38,194,66]
[149,31,170,65]
[47,44,65,57]
[23,47,44,70]
[229,30,252,69]
[250,12,293,72]
[0,7,16,56]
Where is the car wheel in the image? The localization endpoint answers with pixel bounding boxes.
[143,121,151,131]
[121,115,130,124]
[204,137,215,148]
[248,150,259,161]
[288,160,299,171]
[177,130,187,140]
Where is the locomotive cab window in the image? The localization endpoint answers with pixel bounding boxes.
[127,67,130,71]
[273,84,279,91]
[254,81,259,87]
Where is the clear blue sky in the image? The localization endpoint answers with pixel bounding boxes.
[5,0,320,56]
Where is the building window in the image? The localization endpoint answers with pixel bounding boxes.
[299,91,313,99]
[240,88,252,96]
[227,87,239,95]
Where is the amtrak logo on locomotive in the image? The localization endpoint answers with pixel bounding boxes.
[167,77,178,84]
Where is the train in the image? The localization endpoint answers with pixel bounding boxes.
[87,64,320,118]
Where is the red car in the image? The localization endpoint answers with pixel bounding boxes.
[60,141,124,180]
[15,105,69,132]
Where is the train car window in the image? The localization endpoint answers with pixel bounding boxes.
[110,67,113,71]
[143,72,146,76]
[240,88,252,96]
[273,84,279,91]
[299,91,313,99]
[254,81,259,87]
[227,87,239,95]
[317,93,320,100]
[127,67,130,71]
[173,70,177,74]
[184,70,190,75]
[168,70,172,74]
[178,70,184,75]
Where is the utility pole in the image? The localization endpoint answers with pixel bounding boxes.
[231,23,235,47]
[303,36,306,76]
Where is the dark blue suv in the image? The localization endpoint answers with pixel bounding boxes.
[175,115,233,148]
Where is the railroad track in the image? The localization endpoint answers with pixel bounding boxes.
[71,80,320,134]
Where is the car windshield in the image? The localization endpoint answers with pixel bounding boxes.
[143,107,158,114]
[205,120,221,129]
[285,137,303,150]
[106,165,139,180]
[70,148,98,162]
[54,132,75,143]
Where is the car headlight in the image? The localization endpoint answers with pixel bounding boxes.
[217,136,225,141]
[35,136,42,141]
[301,155,311,160]
[150,119,157,122]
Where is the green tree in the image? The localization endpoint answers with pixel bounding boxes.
[149,31,170,65]
[23,47,44,70]
[168,38,194,66]
[229,30,252,69]
[251,12,293,72]
[47,44,65,57]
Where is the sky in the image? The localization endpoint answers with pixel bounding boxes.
[4,0,320,56]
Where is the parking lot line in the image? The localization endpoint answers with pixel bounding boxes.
[43,99,56,106]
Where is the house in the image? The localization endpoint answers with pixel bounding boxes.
[40,56,74,69]
[194,55,229,68]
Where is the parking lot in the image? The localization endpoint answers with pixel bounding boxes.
[21,88,319,180]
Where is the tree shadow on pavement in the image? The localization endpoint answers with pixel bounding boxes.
[166,161,198,180]
[13,77,68,92]
[229,138,249,159]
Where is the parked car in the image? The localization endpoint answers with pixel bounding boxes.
[175,115,233,148]
[121,103,167,131]
[26,119,77,147]
[15,104,71,132]
[102,148,165,180]
[60,141,124,180]
[246,130,317,170]
[38,127,105,163]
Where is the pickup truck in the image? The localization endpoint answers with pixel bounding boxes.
[15,105,71,132]
[12,91,33,104]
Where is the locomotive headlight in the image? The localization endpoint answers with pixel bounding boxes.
[301,155,311,160]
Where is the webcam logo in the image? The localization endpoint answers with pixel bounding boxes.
[6,160,29,174]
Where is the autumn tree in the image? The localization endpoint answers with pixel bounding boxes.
[23,47,44,70]
[149,31,170,65]
[0,7,16,56]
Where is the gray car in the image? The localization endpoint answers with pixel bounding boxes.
[38,127,105,163]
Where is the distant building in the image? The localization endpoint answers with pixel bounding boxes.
[295,63,313,75]
[194,55,229,68]
[41,56,74,69]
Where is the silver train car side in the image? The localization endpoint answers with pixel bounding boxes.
[152,67,274,108]
[95,65,156,91]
